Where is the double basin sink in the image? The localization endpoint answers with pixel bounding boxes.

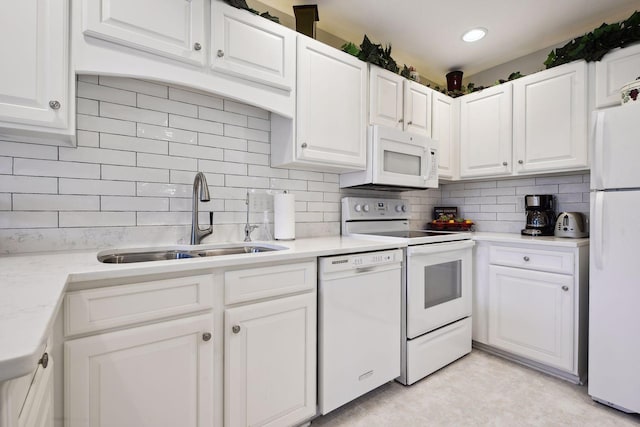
[98,243,288,264]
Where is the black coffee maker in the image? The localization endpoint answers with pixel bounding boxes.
[521,195,556,236]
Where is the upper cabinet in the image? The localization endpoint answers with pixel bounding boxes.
[369,66,432,136]
[513,61,588,173]
[459,83,513,178]
[0,0,74,145]
[271,35,367,171]
[210,2,295,91]
[432,91,458,180]
[82,0,206,66]
[593,43,640,109]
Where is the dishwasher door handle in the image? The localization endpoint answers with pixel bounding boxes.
[355,266,376,274]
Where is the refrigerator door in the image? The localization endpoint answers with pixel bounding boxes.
[589,190,640,413]
[592,102,640,191]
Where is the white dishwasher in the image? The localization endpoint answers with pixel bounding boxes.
[318,249,402,415]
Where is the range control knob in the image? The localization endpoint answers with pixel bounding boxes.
[354,204,362,212]
[401,205,407,212]
[363,204,370,212]
[395,204,403,212]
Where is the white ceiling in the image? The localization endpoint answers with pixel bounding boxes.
[255,0,639,84]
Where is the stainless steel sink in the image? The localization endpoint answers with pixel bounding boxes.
[97,243,288,264]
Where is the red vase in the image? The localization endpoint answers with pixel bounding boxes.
[446,71,463,91]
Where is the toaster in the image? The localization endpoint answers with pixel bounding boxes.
[554,212,589,238]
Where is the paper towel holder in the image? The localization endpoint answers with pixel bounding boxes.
[274,190,296,241]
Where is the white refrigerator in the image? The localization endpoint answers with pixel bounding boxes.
[589,101,640,414]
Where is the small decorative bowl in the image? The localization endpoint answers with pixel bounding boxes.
[621,78,640,105]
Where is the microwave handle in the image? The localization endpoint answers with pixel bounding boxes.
[423,148,438,181]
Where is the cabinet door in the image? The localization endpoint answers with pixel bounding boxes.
[18,355,54,427]
[211,2,295,91]
[0,0,68,129]
[82,0,206,65]
[432,91,458,179]
[65,315,214,427]
[296,36,367,170]
[403,80,432,136]
[594,43,640,109]
[369,65,404,129]
[225,293,316,427]
[459,84,513,178]
[488,265,574,371]
[513,61,588,173]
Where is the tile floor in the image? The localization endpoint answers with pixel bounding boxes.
[312,350,640,426]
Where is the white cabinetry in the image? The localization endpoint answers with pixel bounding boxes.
[459,84,513,178]
[211,2,295,91]
[271,36,367,171]
[369,66,432,136]
[64,274,216,427]
[593,43,640,109]
[223,261,316,427]
[473,240,589,383]
[0,0,74,145]
[82,0,206,65]
[513,61,588,173]
[432,91,458,179]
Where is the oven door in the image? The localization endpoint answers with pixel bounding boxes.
[371,125,438,188]
[406,240,474,339]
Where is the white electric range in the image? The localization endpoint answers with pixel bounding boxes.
[342,197,475,385]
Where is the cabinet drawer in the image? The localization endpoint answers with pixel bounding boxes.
[65,274,214,336]
[489,246,574,274]
[224,261,316,305]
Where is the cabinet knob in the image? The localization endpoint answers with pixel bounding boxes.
[194,42,202,51]
[407,120,413,125]
[562,285,569,292]
[38,352,49,369]
[49,100,61,110]
[398,119,403,123]
[518,160,524,164]
[301,142,307,149]
[232,325,241,334]
[202,332,212,342]
[217,49,224,58]
[523,256,530,261]
[502,161,508,166]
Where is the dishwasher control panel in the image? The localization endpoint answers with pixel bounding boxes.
[319,249,403,274]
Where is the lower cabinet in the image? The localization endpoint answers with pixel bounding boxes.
[225,292,316,427]
[65,314,214,427]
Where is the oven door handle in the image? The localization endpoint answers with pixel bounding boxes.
[407,240,475,256]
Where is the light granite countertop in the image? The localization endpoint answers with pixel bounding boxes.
[0,236,405,383]
[472,232,590,247]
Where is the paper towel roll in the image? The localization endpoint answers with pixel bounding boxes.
[274,192,295,240]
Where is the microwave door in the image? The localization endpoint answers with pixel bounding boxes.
[372,139,431,188]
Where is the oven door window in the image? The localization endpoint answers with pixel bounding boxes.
[383,150,421,176]
[424,260,462,309]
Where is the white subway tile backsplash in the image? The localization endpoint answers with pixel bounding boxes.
[289,170,323,182]
[101,165,169,183]
[247,116,270,131]
[0,194,10,210]
[101,133,168,155]
[480,187,515,196]
[248,165,288,179]
[515,185,559,195]
[199,159,247,176]
[247,141,269,154]
[0,140,57,160]
[536,175,584,185]
[169,142,223,161]
[170,170,224,186]
[138,94,198,117]
[296,212,324,222]
[308,202,339,212]
[14,159,100,179]
[169,87,223,109]
[270,178,307,191]
[199,106,247,127]
[323,212,340,222]
[137,153,197,171]
[137,211,191,226]
[100,102,168,126]
[59,178,135,196]
[497,178,536,188]
[558,182,590,193]
[137,123,197,145]
[199,133,247,151]
[225,175,270,189]
[137,182,191,198]
[223,99,269,119]
[169,114,223,135]
[59,211,136,227]
[77,114,136,136]
[60,146,136,166]
[0,176,58,194]
[13,194,99,211]
[77,98,99,116]
[324,173,339,183]
[0,156,12,174]
[308,181,339,193]
[78,75,99,84]
[224,150,268,166]
[102,196,168,212]
[77,130,100,147]
[99,76,168,98]
[224,124,269,142]
[77,81,137,106]
[0,212,58,228]
[294,191,324,202]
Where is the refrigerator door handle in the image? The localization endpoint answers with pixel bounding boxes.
[593,111,605,190]
[594,191,604,270]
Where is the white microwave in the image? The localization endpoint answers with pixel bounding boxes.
[340,125,439,190]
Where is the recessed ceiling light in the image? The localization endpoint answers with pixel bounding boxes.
[462,28,487,43]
